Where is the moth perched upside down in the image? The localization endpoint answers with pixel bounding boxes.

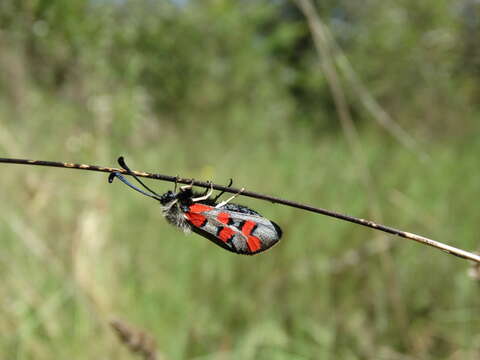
[108,164,282,255]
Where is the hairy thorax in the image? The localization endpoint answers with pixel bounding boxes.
[161,202,191,232]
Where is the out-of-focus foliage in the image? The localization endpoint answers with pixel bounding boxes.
[3,0,479,134]
[1,0,480,359]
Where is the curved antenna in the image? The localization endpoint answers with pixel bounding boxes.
[109,172,162,201]
[117,156,161,197]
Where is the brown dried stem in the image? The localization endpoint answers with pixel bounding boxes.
[110,318,159,360]
[1,156,480,263]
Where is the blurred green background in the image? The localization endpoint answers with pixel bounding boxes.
[1,0,480,359]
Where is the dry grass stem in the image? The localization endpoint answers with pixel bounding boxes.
[1,157,480,264]
[110,318,159,360]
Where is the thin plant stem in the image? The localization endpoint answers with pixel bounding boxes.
[1,157,480,263]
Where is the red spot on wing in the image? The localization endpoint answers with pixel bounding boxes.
[247,236,262,252]
[218,227,235,242]
[241,220,257,236]
[189,203,214,213]
[185,203,213,227]
[186,212,207,227]
[240,220,262,252]
[217,212,230,224]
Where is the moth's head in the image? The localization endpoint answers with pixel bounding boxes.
[159,190,177,205]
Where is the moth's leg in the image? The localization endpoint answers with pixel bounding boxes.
[180,180,195,192]
[200,181,212,196]
[191,183,213,202]
[215,187,244,208]
[212,178,233,202]
[173,175,180,193]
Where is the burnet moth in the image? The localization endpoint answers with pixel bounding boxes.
[108,159,282,255]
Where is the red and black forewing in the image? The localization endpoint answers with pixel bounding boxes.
[184,203,282,255]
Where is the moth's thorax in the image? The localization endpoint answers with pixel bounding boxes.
[159,188,197,205]
[161,201,190,232]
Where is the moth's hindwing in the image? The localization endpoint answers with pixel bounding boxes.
[184,203,282,255]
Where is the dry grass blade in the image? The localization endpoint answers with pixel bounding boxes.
[110,318,159,360]
[294,0,427,161]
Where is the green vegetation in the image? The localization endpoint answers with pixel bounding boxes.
[1,0,480,359]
